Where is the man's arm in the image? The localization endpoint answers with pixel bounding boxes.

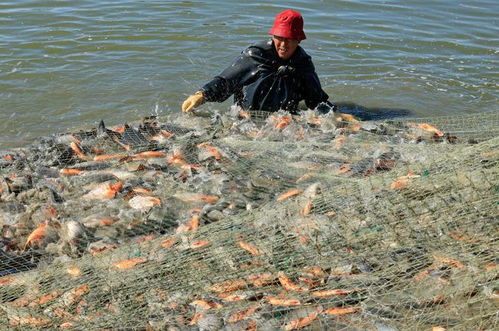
[303,71,329,110]
[201,49,261,103]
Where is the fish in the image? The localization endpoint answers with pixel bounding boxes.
[62,284,90,307]
[247,273,276,287]
[227,305,259,323]
[266,296,301,306]
[8,316,53,327]
[237,241,263,256]
[113,257,148,270]
[197,142,223,160]
[81,181,123,200]
[190,240,211,249]
[24,220,50,250]
[323,306,362,315]
[128,195,161,210]
[59,168,86,176]
[190,299,222,310]
[274,115,293,130]
[132,151,167,159]
[277,189,303,201]
[310,288,357,297]
[278,272,309,292]
[208,279,247,293]
[28,290,62,307]
[66,265,82,277]
[284,306,322,330]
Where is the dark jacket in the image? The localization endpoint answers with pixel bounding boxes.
[201,39,329,113]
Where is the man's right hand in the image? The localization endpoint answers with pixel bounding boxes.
[182,91,205,113]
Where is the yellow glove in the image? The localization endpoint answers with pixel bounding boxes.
[182,91,205,113]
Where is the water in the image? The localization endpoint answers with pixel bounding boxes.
[0,0,497,148]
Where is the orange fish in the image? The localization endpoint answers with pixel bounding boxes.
[274,116,292,130]
[390,178,409,190]
[190,299,222,310]
[100,217,119,226]
[310,289,356,297]
[28,290,62,307]
[189,312,203,326]
[484,262,497,271]
[9,316,52,327]
[277,189,303,201]
[190,240,211,249]
[82,181,123,200]
[93,154,125,162]
[128,195,161,210]
[133,151,167,159]
[237,241,263,256]
[199,195,219,203]
[409,122,444,136]
[168,151,186,165]
[218,293,247,302]
[433,255,465,269]
[266,296,301,306]
[323,306,362,315]
[24,220,50,249]
[284,306,322,330]
[247,273,276,287]
[113,257,148,270]
[278,272,309,292]
[188,214,200,231]
[301,200,313,216]
[239,110,251,119]
[110,135,132,151]
[0,276,14,287]
[132,187,153,194]
[161,237,177,248]
[64,284,90,306]
[59,168,85,176]
[197,142,223,160]
[208,279,247,293]
[112,125,126,133]
[336,113,358,123]
[69,142,88,160]
[160,129,173,137]
[302,266,326,278]
[297,276,315,288]
[59,322,73,328]
[66,265,82,277]
[90,244,118,256]
[227,306,259,323]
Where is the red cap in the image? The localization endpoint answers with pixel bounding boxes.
[268,9,306,41]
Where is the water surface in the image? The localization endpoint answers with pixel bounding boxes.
[1,0,497,148]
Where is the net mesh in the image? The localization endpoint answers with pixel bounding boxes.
[0,109,497,330]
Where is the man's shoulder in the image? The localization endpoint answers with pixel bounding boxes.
[292,46,311,62]
[243,40,274,57]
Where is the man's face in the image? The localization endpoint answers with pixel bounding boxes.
[272,36,300,60]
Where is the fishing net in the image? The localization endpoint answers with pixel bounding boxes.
[0,108,497,330]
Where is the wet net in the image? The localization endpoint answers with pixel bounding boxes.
[0,109,497,330]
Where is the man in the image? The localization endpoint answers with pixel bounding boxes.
[182,9,333,114]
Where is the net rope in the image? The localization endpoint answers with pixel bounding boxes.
[0,109,497,330]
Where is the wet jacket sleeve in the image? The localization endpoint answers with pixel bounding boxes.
[301,62,329,110]
[200,51,259,103]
